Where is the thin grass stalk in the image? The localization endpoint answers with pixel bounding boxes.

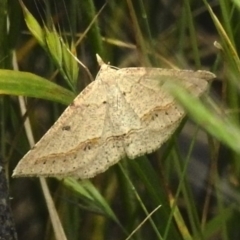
[184,0,201,68]
[119,163,163,240]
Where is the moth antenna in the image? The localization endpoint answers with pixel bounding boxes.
[96,54,106,66]
[96,54,119,70]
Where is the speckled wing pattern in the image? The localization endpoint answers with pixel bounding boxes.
[13,60,215,179]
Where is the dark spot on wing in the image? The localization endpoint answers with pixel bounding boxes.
[151,113,159,120]
[84,143,92,151]
[62,125,71,131]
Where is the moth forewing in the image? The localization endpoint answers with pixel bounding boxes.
[13,58,215,179]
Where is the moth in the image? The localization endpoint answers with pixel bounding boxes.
[13,57,215,179]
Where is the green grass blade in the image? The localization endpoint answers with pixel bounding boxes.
[0,70,74,105]
[166,82,240,154]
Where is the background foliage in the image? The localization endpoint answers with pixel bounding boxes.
[1,0,240,239]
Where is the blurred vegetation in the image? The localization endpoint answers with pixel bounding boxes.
[1,0,240,239]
